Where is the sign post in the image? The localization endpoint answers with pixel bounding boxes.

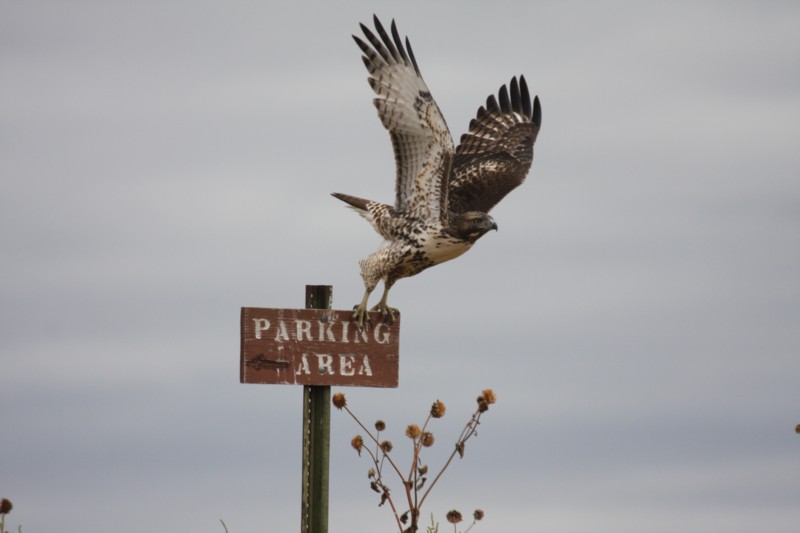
[302,285,331,533]
[240,285,400,532]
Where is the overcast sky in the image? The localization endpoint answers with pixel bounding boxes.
[2,1,799,532]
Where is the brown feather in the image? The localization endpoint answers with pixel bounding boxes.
[450,76,541,214]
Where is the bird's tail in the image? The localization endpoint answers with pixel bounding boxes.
[331,192,396,239]
[331,192,370,213]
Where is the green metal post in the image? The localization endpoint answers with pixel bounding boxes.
[301,285,331,533]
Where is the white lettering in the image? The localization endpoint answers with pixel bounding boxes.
[274,320,290,342]
[352,327,369,344]
[373,323,391,344]
[358,355,373,376]
[296,320,312,341]
[253,318,270,340]
[295,354,310,375]
[316,353,334,375]
[317,320,336,342]
[340,354,355,376]
[254,316,396,346]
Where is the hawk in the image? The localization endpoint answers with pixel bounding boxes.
[334,16,542,330]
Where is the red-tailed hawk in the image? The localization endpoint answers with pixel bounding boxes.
[334,16,542,330]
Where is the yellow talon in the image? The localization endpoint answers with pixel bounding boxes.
[370,303,398,326]
[353,303,372,332]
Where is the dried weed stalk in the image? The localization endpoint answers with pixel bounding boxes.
[333,390,495,532]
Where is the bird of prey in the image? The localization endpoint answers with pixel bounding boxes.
[333,15,542,330]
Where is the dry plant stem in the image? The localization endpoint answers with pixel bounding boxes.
[418,409,483,510]
[343,407,406,532]
[410,413,433,480]
[408,412,433,522]
[343,406,405,480]
[360,445,405,532]
[341,396,489,533]
[385,495,404,532]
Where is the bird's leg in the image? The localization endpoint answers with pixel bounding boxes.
[370,284,398,326]
[352,288,372,332]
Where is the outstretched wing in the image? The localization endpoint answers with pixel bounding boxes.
[354,16,454,223]
[449,76,541,214]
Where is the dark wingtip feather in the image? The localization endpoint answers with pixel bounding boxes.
[358,16,421,76]
[519,75,532,118]
[372,16,400,62]
[405,36,421,76]
[498,84,511,113]
[532,95,542,127]
[353,35,370,55]
[510,76,521,112]
[486,94,500,113]
[390,19,410,66]
[359,24,376,46]
[372,13,384,33]
[372,15,388,37]
[360,22,389,63]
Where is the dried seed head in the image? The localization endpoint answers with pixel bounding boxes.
[473,509,485,521]
[477,398,489,412]
[375,420,386,432]
[368,468,376,479]
[430,400,446,418]
[405,424,421,439]
[380,440,394,453]
[332,393,347,409]
[0,499,11,515]
[796,424,800,434]
[420,431,435,447]
[482,389,496,404]
[351,435,364,454]
[418,464,429,475]
[446,510,463,524]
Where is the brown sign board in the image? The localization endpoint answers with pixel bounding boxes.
[240,307,400,387]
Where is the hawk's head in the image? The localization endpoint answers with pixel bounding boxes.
[450,211,498,243]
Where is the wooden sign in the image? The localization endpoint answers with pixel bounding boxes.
[240,307,400,387]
